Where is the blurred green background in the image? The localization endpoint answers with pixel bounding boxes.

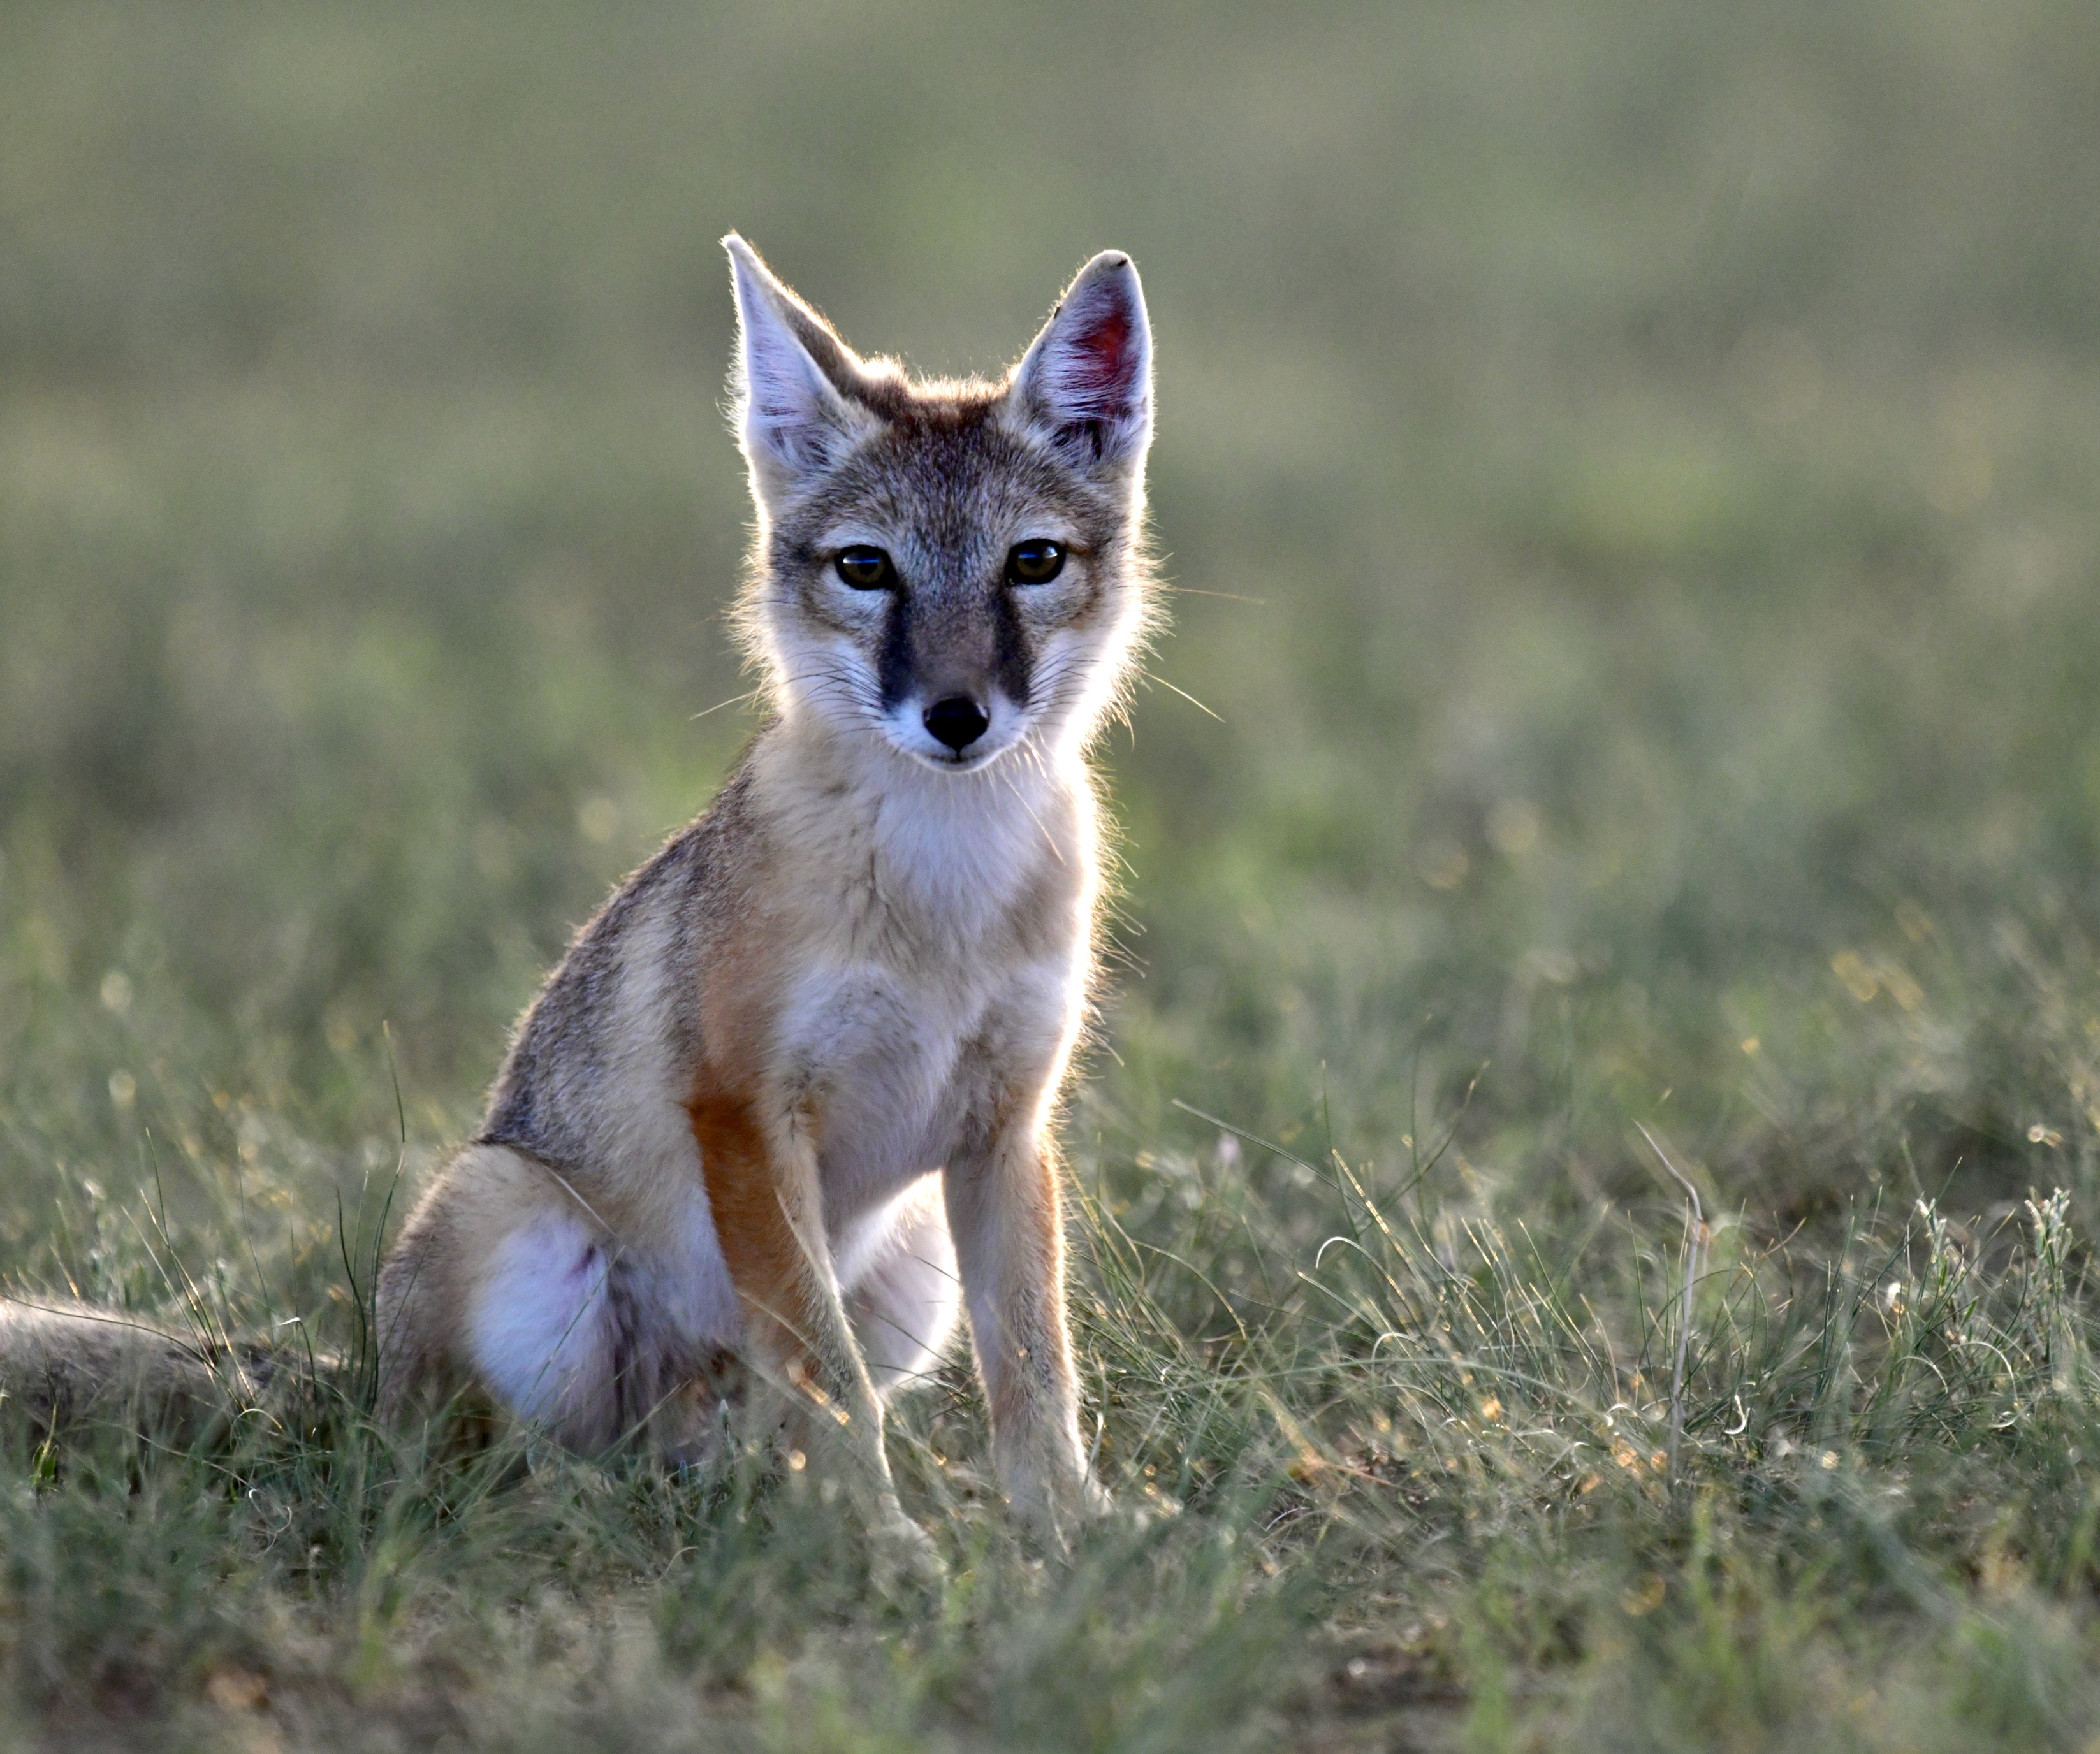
[4,0,2099,1252]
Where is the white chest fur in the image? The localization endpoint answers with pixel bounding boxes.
[757,738,1091,1224]
[780,947,1081,1221]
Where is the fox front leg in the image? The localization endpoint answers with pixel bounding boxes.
[694,1098,934,1569]
[944,1110,1104,1547]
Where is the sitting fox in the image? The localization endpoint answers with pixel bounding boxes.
[5,238,1156,1553]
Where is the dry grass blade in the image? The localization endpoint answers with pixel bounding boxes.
[1637,1122,1703,1496]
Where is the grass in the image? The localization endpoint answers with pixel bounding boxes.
[6,0,2100,1746]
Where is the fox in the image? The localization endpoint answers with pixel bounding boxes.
[375,236,1156,1551]
[3,238,1157,1557]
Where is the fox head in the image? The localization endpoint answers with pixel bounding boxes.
[724,236,1156,776]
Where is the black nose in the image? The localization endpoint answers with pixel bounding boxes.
[923,695,989,753]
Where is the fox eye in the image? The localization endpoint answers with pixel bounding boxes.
[1005,539,1065,586]
[835,546,894,590]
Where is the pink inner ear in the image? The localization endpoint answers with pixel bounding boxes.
[1066,304,1134,396]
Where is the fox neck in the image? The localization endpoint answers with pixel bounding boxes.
[753,704,1093,945]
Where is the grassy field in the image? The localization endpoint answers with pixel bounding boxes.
[6,2,2100,1747]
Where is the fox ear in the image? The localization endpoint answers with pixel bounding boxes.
[724,234,875,504]
[1009,251,1153,474]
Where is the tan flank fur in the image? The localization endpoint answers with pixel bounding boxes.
[370,238,1160,1550]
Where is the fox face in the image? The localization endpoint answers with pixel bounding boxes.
[725,239,1155,775]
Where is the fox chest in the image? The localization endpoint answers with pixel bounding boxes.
[777,954,1077,1210]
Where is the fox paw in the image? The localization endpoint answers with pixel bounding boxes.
[1009,1469,1112,1554]
[870,1509,947,1594]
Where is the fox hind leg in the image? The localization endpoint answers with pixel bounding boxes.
[468,1205,627,1448]
[379,1145,641,1454]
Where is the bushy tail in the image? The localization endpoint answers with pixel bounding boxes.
[0,1295,328,1448]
